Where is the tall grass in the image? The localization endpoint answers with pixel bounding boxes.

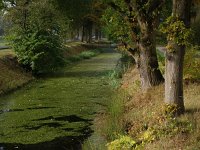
[96,52,134,141]
[105,92,126,140]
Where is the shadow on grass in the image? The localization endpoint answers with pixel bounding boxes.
[0,115,93,150]
[27,107,56,110]
[33,115,92,123]
[0,134,92,150]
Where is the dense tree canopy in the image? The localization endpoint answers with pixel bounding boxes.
[2,0,67,73]
[102,0,165,89]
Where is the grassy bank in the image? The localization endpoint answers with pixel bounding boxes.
[98,47,200,149]
[0,50,33,95]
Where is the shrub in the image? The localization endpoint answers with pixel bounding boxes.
[10,30,65,74]
[4,0,68,74]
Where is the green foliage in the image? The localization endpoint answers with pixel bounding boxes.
[108,52,134,88]
[156,49,165,75]
[55,0,103,41]
[4,0,68,74]
[160,16,192,47]
[9,30,65,74]
[184,46,200,80]
[101,7,132,43]
[156,31,168,45]
[134,105,193,148]
[106,135,137,150]
[106,100,194,149]
[191,17,200,45]
[102,90,126,140]
[137,118,193,146]
[0,1,4,10]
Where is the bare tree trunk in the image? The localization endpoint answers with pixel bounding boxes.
[135,19,164,90]
[99,31,101,40]
[95,29,99,41]
[165,43,185,115]
[88,23,93,43]
[81,26,85,42]
[165,0,191,116]
[21,0,30,31]
[76,28,79,40]
[138,29,164,90]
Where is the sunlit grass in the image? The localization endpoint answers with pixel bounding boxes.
[0,49,15,58]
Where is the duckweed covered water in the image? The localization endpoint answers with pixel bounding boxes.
[0,49,121,150]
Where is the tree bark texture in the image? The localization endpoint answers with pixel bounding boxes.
[138,25,164,90]
[123,0,164,90]
[165,0,191,115]
[110,0,164,90]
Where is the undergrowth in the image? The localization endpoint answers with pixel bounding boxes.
[101,46,200,149]
[108,52,135,88]
[93,52,134,143]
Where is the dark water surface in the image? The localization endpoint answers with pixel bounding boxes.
[0,50,120,150]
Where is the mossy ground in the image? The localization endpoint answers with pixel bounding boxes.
[0,49,121,149]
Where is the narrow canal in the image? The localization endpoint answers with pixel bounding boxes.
[0,49,121,150]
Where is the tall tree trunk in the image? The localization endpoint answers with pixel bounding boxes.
[85,28,88,42]
[22,0,29,31]
[95,29,99,41]
[138,27,164,89]
[88,23,93,43]
[76,28,79,40]
[99,31,101,40]
[110,0,164,90]
[81,26,85,42]
[165,0,191,116]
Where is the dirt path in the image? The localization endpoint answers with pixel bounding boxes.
[0,49,121,150]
